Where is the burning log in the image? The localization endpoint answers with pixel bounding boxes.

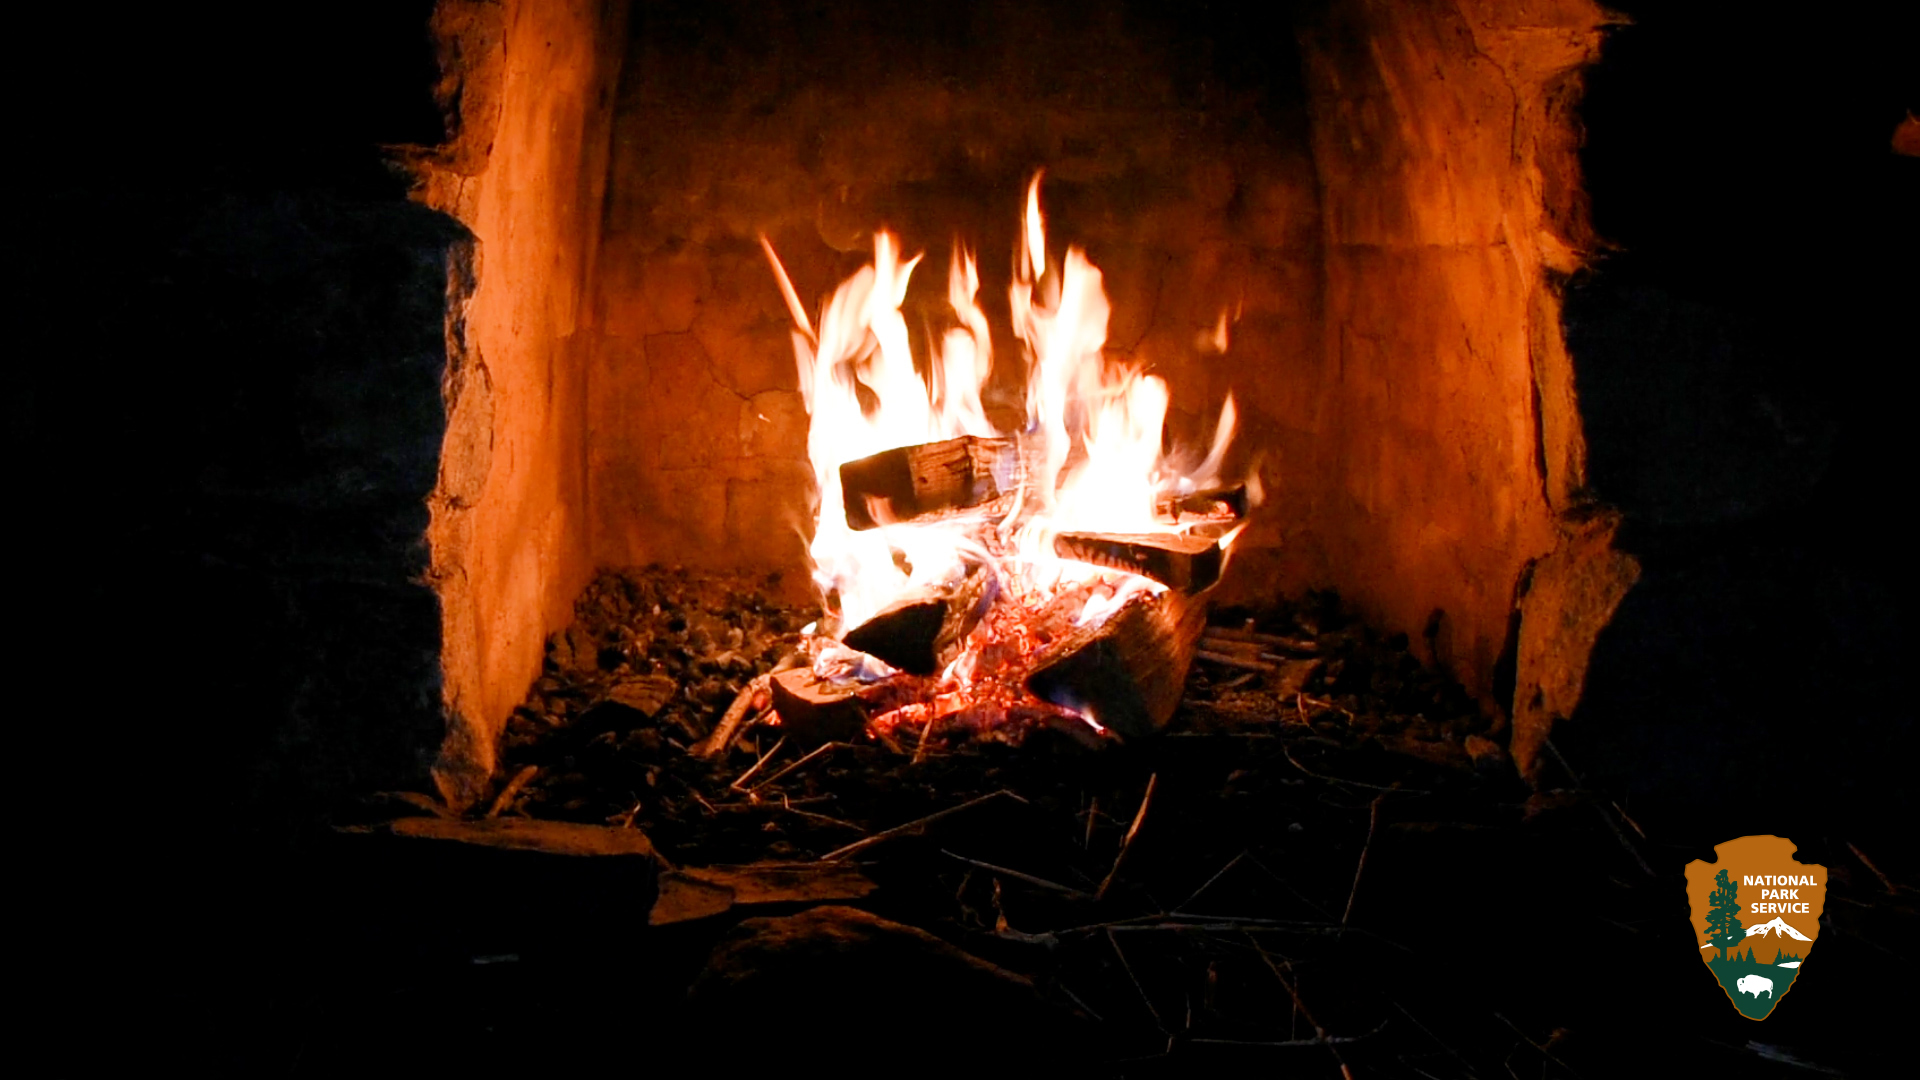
[838,435,1018,530]
[1053,531,1224,594]
[1025,588,1208,739]
[1155,484,1247,524]
[841,567,993,674]
[769,667,870,743]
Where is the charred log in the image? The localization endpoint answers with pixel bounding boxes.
[1154,484,1247,524]
[841,568,993,674]
[839,435,1018,530]
[1025,588,1207,739]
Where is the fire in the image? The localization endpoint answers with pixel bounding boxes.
[760,176,1250,742]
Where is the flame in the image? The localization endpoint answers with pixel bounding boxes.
[761,175,1254,739]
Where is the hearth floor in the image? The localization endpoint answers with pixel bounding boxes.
[173,569,1905,1077]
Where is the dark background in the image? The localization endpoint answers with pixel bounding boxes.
[13,0,1912,1070]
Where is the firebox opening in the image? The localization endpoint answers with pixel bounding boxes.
[410,0,1627,808]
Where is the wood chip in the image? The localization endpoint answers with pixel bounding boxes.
[606,674,677,717]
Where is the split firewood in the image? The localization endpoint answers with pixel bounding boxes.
[840,566,992,674]
[1154,484,1247,524]
[769,667,870,743]
[838,435,1018,530]
[389,817,666,863]
[1053,530,1223,594]
[1025,588,1208,739]
[650,862,877,925]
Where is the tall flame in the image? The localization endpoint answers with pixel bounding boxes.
[761,175,1250,734]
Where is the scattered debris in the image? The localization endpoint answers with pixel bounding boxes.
[375,571,1608,1071]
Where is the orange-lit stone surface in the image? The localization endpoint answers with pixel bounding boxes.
[1291,0,1626,764]
[414,0,631,807]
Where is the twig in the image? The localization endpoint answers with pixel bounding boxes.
[818,789,1024,861]
[1297,694,1355,720]
[911,711,938,765]
[1343,786,1393,925]
[1246,933,1355,1080]
[1112,922,1358,934]
[1611,800,1647,839]
[1083,795,1099,850]
[1544,740,1655,877]
[693,671,774,760]
[1591,798,1656,878]
[728,735,787,791]
[606,797,644,829]
[1054,912,1366,936]
[750,741,838,792]
[942,850,1090,898]
[1174,850,1247,913]
[1097,774,1158,900]
[871,726,906,756]
[486,765,539,819]
[1195,650,1276,672]
[1848,841,1900,894]
[1493,1013,1580,1078]
[778,795,864,832]
[1245,851,1337,919]
[1542,738,1584,786]
[1390,998,1483,1079]
[1057,983,1105,1024]
[990,879,1061,946]
[1108,928,1168,1034]
[1187,1023,1387,1048]
[1282,745,1426,794]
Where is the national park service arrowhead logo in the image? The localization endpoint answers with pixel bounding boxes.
[1684,835,1825,1020]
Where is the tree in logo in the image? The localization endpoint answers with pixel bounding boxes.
[1705,868,1745,962]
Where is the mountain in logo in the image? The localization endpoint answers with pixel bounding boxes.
[1744,916,1812,943]
[1697,916,1813,949]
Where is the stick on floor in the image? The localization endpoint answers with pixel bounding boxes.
[1096,773,1158,901]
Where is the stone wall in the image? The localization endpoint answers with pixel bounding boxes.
[1295,0,1633,770]
[411,0,632,807]
[584,0,1325,598]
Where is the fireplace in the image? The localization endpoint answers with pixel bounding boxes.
[397,0,1638,812]
[25,0,1911,1073]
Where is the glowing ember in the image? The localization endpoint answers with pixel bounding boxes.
[760,176,1253,745]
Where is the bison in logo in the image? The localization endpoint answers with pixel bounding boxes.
[1735,974,1775,999]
